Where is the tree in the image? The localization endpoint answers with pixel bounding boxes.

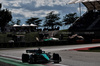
[63,13,79,25]
[8,20,15,26]
[8,19,21,26]
[55,22,62,27]
[26,17,42,26]
[16,19,21,25]
[44,11,62,29]
[0,3,2,9]
[0,9,12,32]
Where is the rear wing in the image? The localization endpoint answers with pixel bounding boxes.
[26,50,37,53]
[26,50,45,53]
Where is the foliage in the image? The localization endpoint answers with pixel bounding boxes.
[0,32,38,43]
[63,13,79,25]
[25,32,38,42]
[0,33,12,43]
[8,20,15,26]
[16,19,21,25]
[8,19,21,26]
[0,9,12,32]
[0,3,2,9]
[26,17,42,26]
[44,11,62,28]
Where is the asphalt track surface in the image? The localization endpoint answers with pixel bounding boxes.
[0,43,100,66]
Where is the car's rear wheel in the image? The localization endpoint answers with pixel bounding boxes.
[22,54,29,63]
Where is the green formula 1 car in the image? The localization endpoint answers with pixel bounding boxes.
[22,48,62,64]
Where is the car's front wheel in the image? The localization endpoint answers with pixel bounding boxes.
[53,53,61,63]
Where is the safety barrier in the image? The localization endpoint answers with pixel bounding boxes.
[0,41,69,48]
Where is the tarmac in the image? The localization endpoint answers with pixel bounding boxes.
[53,47,100,66]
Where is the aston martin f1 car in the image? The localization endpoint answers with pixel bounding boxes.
[22,48,62,64]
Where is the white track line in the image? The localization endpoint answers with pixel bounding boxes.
[54,64,69,66]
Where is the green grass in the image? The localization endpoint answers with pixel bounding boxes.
[25,32,38,42]
[0,33,12,43]
[0,32,39,43]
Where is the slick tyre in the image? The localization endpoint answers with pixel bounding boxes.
[22,54,29,63]
[53,53,60,63]
[59,57,62,62]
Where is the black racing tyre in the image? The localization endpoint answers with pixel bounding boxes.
[53,53,59,60]
[59,57,62,62]
[53,53,60,63]
[54,57,62,63]
[22,54,29,63]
